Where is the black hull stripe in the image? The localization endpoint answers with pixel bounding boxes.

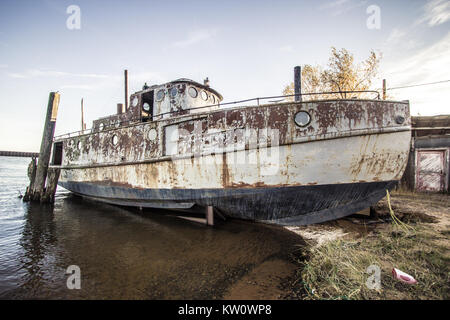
[58,180,396,225]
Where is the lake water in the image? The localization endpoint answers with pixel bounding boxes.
[0,156,302,299]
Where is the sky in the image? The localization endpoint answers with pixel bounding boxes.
[0,0,449,152]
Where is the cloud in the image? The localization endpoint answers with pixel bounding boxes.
[58,71,165,92]
[386,28,406,45]
[417,0,450,27]
[171,29,217,48]
[7,69,109,79]
[279,45,294,53]
[383,31,450,115]
[386,31,450,83]
[318,0,367,16]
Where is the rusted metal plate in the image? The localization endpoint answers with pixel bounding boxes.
[416,150,446,192]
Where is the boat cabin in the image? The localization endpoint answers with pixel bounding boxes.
[92,78,223,132]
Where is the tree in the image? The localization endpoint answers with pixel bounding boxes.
[283,47,381,101]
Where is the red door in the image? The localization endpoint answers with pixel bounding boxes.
[416,150,445,192]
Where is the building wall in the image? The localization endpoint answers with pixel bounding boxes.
[401,134,450,192]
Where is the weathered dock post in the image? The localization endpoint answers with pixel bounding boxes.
[23,157,37,202]
[206,206,214,226]
[25,92,60,203]
[294,66,302,102]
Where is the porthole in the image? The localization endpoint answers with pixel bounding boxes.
[201,91,208,101]
[76,141,82,150]
[99,123,104,131]
[294,111,311,127]
[395,115,405,124]
[169,87,178,98]
[148,128,157,141]
[112,135,118,146]
[143,102,151,112]
[156,89,165,102]
[188,87,198,98]
[131,96,139,107]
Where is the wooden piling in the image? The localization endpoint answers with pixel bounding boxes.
[40,167,60,203]
[23,157,37,202]
[206,206,214,226]
[26,92,60,202]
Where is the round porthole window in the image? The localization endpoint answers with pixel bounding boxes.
[156,89,165,102]
[169,87,178,98]
[201,91,208,101]
[188,87,198,98]
[132,96,139,107]
[148,128,157,141]
[77,141,82,150]
[143,102,151,112]
[112,135,118,146]
[294,111,311,127]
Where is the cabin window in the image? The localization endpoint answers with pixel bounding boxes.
[99,123,104,131]
[188,87,198,98]
[201,91,208,101]
[76,141,82,150]
[52,142,63,165]
[156,89,165,102]
[170,87,178,98]
[142,90,154,121]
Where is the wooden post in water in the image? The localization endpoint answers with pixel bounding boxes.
[40,167,61,203]
[27,92,60,202]
[23,157,37,202]
[206,206,214,226]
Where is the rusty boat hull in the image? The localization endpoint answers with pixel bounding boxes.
[54,95,411,225]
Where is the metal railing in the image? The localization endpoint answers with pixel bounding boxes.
[53,90,380,140]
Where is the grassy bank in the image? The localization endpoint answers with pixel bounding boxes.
[288,191,450,300]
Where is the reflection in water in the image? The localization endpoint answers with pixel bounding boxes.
[17,203,58,298]
[0,157,304,299]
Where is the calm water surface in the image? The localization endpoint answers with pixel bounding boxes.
[0,156,302,299]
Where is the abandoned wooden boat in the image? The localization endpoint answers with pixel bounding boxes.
[51,77,411,225]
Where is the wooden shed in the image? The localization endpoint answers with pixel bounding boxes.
[401,115,450,192]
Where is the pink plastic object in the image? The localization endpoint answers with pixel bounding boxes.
[392,268,418,284]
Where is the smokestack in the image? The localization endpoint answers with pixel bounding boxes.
[117,103,123,115]
[294,66,302,102]
[124,69,128,110]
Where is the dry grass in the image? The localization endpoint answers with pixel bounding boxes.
[291,192,450,300]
